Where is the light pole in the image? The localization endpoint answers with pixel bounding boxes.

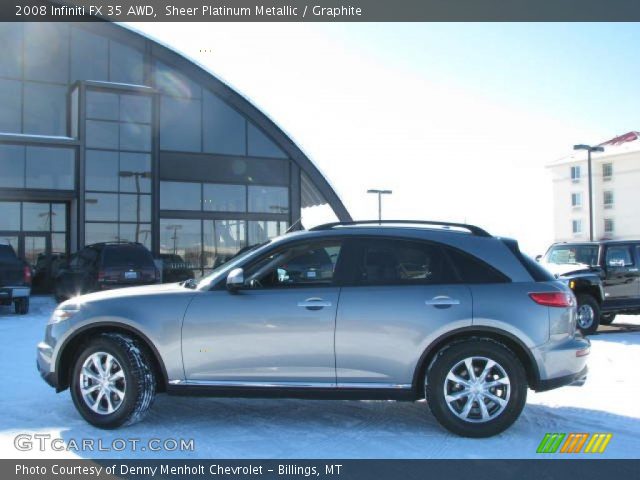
[119,170,151,242]
[166,224,182,254]
[367,189,392,222]
[573,144,604,241]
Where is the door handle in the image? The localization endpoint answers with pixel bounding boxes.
[425,296,460,308]
[297,298,332,310]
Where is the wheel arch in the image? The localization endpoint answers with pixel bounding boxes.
[55,322,169,394]
[411,326,541,397]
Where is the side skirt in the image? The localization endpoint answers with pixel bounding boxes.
[166,384,417,401]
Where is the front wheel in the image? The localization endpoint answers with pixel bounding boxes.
[425,339,527,437]
[576,294,600,335]
[70,333,156,429]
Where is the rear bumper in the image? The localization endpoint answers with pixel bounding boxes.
[532,335,590,392]
[535,365,588,392]
[0,286,30,302]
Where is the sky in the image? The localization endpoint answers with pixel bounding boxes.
[127,22,640,255]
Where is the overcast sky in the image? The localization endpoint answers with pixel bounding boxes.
[126,22,640,255]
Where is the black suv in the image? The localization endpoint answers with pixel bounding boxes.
[540,240,640,333]
[54,242,159,303]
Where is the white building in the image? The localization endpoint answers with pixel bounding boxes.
[547,131,640,242]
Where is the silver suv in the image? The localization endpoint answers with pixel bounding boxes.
[37,221,589,437]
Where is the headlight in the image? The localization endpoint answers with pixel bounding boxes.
[49,303,81,324]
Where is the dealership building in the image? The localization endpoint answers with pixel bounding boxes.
[0,21,351,277]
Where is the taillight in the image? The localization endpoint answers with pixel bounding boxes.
[529,292,575,308]
[23,265,32,285]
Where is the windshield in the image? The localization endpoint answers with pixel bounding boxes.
[544,245,599,266]
[196,241,271,290]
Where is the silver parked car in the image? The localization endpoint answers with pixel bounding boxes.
[37,221,589,437]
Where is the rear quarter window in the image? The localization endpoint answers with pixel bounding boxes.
[444,247,510,284]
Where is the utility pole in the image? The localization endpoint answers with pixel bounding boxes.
[573,144,604,241]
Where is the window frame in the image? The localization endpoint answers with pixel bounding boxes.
[211,236,348,290]
[333,236,510,288]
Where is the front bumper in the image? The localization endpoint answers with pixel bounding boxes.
[532,335,590,392]
[37,341,58,389]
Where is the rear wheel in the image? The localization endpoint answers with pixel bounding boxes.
[576,294,600,335]
[599,313,616,325]
[425,339,527,437]
[70,333,156,429]
[14,297,29,315]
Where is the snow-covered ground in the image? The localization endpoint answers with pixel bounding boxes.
[0,296,638,459]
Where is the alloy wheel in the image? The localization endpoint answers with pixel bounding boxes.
[577,304,594,329]
[443,356,511,423]
[79,352,126,415]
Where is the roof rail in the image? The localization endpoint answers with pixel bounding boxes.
[309,220,491,237]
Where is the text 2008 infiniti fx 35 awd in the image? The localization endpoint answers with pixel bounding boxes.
[37,221,589,437]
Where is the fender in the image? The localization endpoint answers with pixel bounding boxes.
[411,326,541,393]
[54,321,170,392]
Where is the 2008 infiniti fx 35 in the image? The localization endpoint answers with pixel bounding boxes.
[37,220,589,437]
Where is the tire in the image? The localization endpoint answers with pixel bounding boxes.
[425,338,527,438]
[576,294,600,335]
[70,333,156,429]
[600,313,616,326]
[14,297,29,315]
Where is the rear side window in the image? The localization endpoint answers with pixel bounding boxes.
[352,239,456,285]
[445,247,510,284]
[102,245,154,268]
[605,245,634,267]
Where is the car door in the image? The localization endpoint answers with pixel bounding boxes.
[181,238,345,384]
[602,244,639,303]
[335,237,472,387]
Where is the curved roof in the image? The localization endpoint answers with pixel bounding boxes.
[105,21,351,222]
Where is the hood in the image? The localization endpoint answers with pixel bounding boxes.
[540,261,591,277]
[62,282,191,306]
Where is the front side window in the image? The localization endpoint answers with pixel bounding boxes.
[352,239,455,286]
[246,241,342,288]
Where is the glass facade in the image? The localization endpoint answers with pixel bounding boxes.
[84,87,153,249]
[0,21,347,286]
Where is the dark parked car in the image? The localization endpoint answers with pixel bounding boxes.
[540,240,640,334]
[32,252,67,294]
[54,242,159,303]
[0,243,31,314]
[158,254,195,283]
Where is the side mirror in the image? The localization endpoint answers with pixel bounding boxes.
[535,255,542,262]
[226,268,245,291]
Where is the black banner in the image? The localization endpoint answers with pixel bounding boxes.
[5,0,640,22]
[4,460,640,480]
